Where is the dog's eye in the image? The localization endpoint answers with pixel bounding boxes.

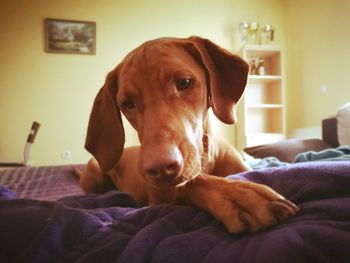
[121,99,135,110]
[176,78,192,91]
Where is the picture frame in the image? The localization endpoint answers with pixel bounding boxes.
[45,18,96,55]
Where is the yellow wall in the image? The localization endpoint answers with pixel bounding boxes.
[284,0,350,133]
[2,0,348,166]
[0,0,286,165]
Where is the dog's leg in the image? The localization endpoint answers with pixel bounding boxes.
[77,158,115,194]
[175,174,299,233]
[210,136,252,176]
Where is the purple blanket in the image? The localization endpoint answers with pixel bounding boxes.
[1,161,350,263]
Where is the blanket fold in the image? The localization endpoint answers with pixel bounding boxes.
[1,161,350,263]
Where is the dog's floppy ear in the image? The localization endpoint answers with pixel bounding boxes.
[188,36,249,124]
[85,68,125,172]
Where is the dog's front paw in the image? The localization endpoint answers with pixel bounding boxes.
[183,175,299,233]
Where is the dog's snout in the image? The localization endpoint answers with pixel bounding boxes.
[146,162,181,178]
[143,144,183,180]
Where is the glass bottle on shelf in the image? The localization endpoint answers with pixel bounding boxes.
[257,57,265,75]
[249,59,258,75]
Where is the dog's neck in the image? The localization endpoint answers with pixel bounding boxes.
[202,110,247,177]
[201,111,217,174]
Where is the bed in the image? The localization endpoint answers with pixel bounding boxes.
[1,117,349,263]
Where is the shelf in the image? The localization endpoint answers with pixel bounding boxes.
[244,83,282,105]
[245,107,283,134]
[246,133,286,147]
[243,45,281,57]
[247,104,283,109]
[247,132,285,137]
[248,75,282,83]
[235,45,285,149]
[243,46,282,76]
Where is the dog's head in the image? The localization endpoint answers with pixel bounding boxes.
[85,36,248,186]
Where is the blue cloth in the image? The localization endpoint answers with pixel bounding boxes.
[294,145,350,163]
[247,156,289,169]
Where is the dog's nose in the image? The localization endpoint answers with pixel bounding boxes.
[143,144,183,179]
[146,162,181,178]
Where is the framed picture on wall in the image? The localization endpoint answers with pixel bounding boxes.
[45,18,96,55]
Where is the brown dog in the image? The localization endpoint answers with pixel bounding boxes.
[80,36,298,233]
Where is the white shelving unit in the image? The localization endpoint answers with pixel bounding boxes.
[236,45,285,149]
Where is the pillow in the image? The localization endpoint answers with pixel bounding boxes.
[337,103,350,146]
[244,138,332,163]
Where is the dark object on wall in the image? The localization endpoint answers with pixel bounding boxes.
[0,121,41,167]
